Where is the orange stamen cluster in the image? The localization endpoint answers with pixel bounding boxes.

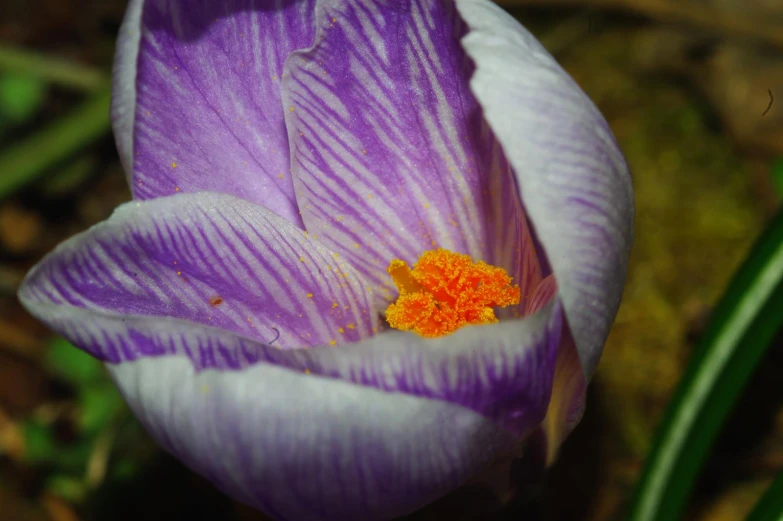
[385,248,521,338]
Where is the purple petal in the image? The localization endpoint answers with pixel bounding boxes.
[20,191,571,516]
[22,209,565,434]
[537,328,585,464]
[112,0,317,225]
[457,0,634,378]
[19,192,379,360]
[25,299,563,517]
[281,0,542,307]
[109,355,517,520]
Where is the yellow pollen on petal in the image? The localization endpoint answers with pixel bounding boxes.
[385,248,521,338]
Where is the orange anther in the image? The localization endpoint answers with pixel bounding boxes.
[385,249,520,338]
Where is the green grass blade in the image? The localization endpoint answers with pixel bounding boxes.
[0,45,106,92]
[746,472,783,521]
[0,88,111,200]
[626,208,783,521]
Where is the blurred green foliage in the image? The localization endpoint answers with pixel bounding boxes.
[745,471,783,521]
[19,339,146,504]
[772,157,783,198]
[0,88,111,200]
[0,44,111,201]
[0,72,46,126]
[627,207,783,521]
[45,337,104,385]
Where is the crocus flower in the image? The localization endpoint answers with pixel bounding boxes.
[18,0,633,519]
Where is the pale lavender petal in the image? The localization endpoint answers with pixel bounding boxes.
[112,0,317,225]
[22,246,564,436]
[112,0,143,180]
[22,251,569,517]
[20,186,570,515]
[457,0,634,377]
[19,192,379,358]
[109,355,517,520]
[281,0,542,306]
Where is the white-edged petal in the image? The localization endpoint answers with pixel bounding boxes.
[457,0,634,377]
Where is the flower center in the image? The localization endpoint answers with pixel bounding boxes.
[385,248,521,338]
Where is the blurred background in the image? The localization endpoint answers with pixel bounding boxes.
[0,1,781,520]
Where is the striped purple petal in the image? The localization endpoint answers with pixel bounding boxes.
[457,0,634,378]
[19,185,571,516]
[19,189,565,434]
[112,0,317,225]
[109,355,517,520]
[281,0,543,309]
[20,0,634,516]
[19,192,379,359]
[35,301,564,518]
[19,186,565,433]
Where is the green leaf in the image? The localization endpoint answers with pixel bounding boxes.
[78,384,124,434]
[627,208,783,521]
[45,337,104,385]
[46,474,88,503]
[745,471,783,521]
[22,419,57,463]
[772,157,783,198]
[110,458,141,481]
[0,44,106,92]
[40,154,97,196]
[0,73,46,123]
[23,418,94,470]
[0,87,110,200]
